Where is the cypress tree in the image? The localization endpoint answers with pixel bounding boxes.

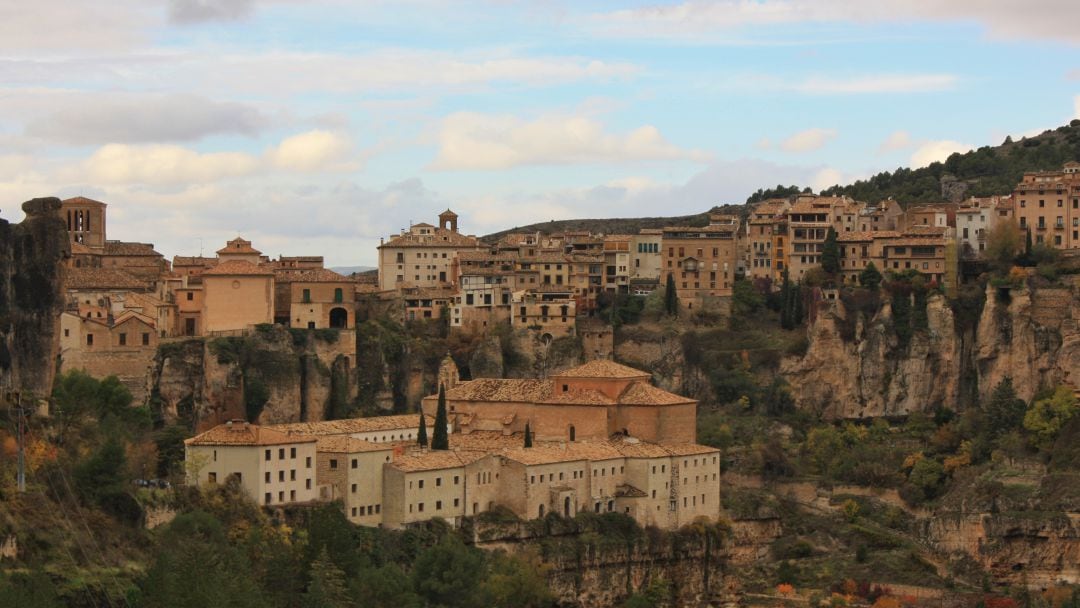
[793,281,805,325]
[779,270,794,330]
[821,227,840,274]
[417,409,428,448]
[524,423,532,448]
[859,261,882,291]
[664,273,678,316]
[432,384,449,450]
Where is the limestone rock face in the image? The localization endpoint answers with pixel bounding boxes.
[0,198,69,398]
[781,294,961,419]
[149,327,357,431]
[781,285,1080,419]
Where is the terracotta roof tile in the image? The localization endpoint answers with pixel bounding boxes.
[185,421,316,446]
[389,450,482,472]
[315,436,390,453]
[500,442,623,466]
[65,267,149,290]
[272,414,433,436]
[217,237,262,255]
[103,241,161,257]
[444,379,552,403]
[202,260,274,276]
[617,383,695,406]
[173,256,218,267]
[273,268,350,283]
[62,196,106,207]
[555,360,651,379]
[380,227,480,249]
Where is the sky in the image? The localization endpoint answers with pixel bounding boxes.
[1,1,1079,267]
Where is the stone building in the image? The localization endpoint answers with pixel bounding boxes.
[746,199,790,282]
[61,196,107,251]
[278,268,355,329]
[184,420,319,507]
[629,229,663,283]
[603,235,632,293]
[377,210,481,291]
[1013,162,1080,249]
[201,260,275,333]
[660,214,740,306]
[509,287,576,339]
[314,436,394,525]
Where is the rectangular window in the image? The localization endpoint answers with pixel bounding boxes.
[264,472,270,483]
[118,333,126,346]
[265,449,271,461]
[86,334,93,346]
[329,459,338,469]
[142,332,150,346]
[290,447,296,458]
[351,484,357,493]
[278,448,285,459]
[302,288,311,303]
[279,471,285,482]
[208,472,217,484]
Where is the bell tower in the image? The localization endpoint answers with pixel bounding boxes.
[438,209,458,233]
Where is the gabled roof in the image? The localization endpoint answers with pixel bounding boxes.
[380,226,480,249]
[202,260,274,277]
[185,421,315,446]
[315,436,391,453]
[554,360,651,380]
[173,256,218,267]
[388,450,484,472]
[617,382,695,406]
[444,379,551,403]
[217,237,261,255]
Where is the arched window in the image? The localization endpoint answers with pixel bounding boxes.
[564,496,571,517]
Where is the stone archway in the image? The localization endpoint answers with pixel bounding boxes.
[329,307,348,328]
[563,496,571,517]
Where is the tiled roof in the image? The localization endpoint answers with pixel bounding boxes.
[836,230,901,242]
[70,242,95,255]
[103,241,161,257]
[448,431,528,451]
[662,443,721,456]
[380,227,480,249]
[315,436,390,453]
[389,450,483,472]
[66,267,148,290]
[500,442,623,466]
[217,237,262,255]
[608,437,671,458]
[444,379,551,403]
[661,225,737,234]
[555,360,651,379]
[173,256,217,267]
[274,268,350,283]
[617,383,695,406]
[202,260,274,276]
[271,414,433,436]
[541,389,614,406]
[185,421,316,446]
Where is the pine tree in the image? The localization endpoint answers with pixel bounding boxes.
[432,384,449,450]
[523,423,532,448]
[417,409,428,448]
[664,273,678,316]
[303,548,352,608]
[821,227,840,274]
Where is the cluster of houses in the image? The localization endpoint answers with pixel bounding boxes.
[185,358,722,530]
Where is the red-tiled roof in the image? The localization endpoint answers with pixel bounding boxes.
[202,260,274,276]
[65,267,149,290]
[185,421,315,446]
[555,360,651,379]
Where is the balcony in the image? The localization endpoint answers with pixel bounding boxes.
[1055,222,1065,230]
[1036,224,1047,231]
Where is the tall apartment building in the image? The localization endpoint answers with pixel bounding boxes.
[1013,162,1080,249]
[629,229,663,283]
[660,214,740,305]
[746,199,790,283]
[784,195,855,281]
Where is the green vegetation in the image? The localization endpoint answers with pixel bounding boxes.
[820,122,1080,203]
[664,273,678,317]
[432,385,449,450]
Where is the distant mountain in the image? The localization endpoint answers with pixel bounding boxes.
[330,265,375,275]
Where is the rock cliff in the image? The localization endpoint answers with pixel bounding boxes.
[0,198,68,398]
[780,284,1080,419]
[150,326,356,430]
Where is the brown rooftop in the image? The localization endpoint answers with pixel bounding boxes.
[315,436,391,453]
[555,359,651,379]
[272,414,433,436]
[103,241,161,257]
[202,259,274,276]
[65,267,149,290]
[274,268,350,283]
[185,421,316,446]
[217,237,262,255]
[62,196,107,207]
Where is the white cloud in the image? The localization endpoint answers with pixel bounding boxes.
[811,167,845,191]
[910,140,974,168]
[169,0,255,24]
[0,1,153,52]
[78,144,261,185]
[878,130,913,153]
[23,93,267,145]
[265,130,353,172]
[780,128,836,153]
[431,112,708,170]
[591,1,1080,45]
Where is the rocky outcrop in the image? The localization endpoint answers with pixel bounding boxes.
[149,326,356,430]
[781,284,1080,419]
[0,198,68,398]
[466,517,727,608]
[924,512,1080,587]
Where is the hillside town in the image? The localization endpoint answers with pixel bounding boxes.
[46,161,1080,529]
